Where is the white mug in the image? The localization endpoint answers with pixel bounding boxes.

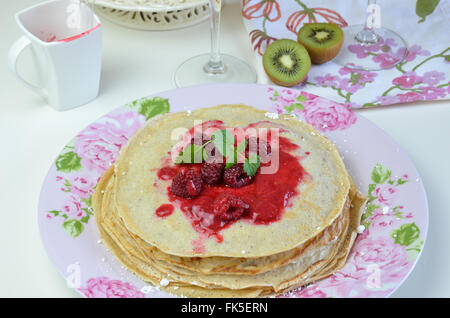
[8,0,102,111]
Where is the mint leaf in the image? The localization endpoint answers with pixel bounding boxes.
[371,163,391,184]
[211,129,235,158]
[62,219,84,238]
[225,162,235,169]
[236,139,247,155]
[226,139,248,167]
[243,154,260,177]
[138,97,170,120]
[175,144,205,164]
[56,151,82,173]
[391,223,420,246]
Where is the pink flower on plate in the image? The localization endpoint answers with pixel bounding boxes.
[302,98,357,132]
[79,277,145,298]
[300,91,318,100]
[368,212,399,238]
[373,184,398,206]
[321,237,411,297]
[66,173,97,199]
[392,72,422,88]
[419,86,447,100]
[270,88,308,114]
[288,285,327,298]
[277,88,299,106]
[74,110,145,175]
[61,195,86,220]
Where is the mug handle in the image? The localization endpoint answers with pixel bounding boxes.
[8,36,47,97]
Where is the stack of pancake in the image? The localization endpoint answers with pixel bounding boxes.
[93,105,367,297]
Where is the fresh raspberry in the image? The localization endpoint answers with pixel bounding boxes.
[170,169,203,198]
[200,162,225,185]
[223,164,254,188]
[213,193,249,222]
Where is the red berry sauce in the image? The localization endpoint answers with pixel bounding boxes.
[155,204,175,218]
[157,135,307,244]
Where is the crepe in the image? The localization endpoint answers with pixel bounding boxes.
[91,104,367,297]
[94,168,366,297]
[113,105,351,257]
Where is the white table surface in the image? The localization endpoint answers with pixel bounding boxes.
[0,0,448,298]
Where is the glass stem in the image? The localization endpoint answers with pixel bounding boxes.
[204,0,225,74]
[355,0,379,44]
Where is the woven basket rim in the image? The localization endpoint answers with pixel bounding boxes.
[93,0,209,12]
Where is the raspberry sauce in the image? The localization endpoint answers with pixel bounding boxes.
[155,204,175,218]
[157,134,307,244]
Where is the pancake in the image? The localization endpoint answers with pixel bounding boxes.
[94,168,366,297]
[102,171,349,276]
[92,104,368,297]
[113,105,351,257]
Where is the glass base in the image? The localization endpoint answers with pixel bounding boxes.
[174,53,257,87]
[334,24,408,71]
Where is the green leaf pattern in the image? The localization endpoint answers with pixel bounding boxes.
[56,150,82,173]
[363,163,422,256]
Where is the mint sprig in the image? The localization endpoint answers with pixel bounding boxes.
[175,143,208,164]
[211,129,235,158]
[175,129,261,177]
[243,152,260,177]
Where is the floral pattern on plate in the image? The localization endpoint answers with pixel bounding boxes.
[79,277,145,298]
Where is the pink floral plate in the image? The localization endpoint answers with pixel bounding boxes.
[38,83,428,298]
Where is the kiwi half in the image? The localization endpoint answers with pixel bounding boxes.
[297,23,344,64]
[263,39,311,87]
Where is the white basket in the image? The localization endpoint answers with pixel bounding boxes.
[92,0,210,30]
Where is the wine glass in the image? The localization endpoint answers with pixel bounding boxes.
[174,0,257,87]
[334,0,408,71]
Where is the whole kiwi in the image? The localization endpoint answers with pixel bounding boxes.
[297,23,344,64]
[263,39,311,87]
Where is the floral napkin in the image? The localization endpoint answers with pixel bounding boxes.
[241,0,450,108]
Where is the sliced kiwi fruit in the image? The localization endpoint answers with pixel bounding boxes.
[297,23,344,64]
[263,39,311,87]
